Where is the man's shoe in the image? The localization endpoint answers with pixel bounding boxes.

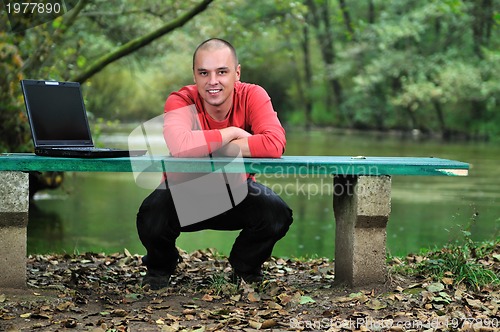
[231,270,263,284]
[143,271,171,290]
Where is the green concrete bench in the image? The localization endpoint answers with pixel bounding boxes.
[0,153,469,289]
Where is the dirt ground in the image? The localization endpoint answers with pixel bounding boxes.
[1,248,499,331]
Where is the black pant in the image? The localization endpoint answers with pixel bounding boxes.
[136,179,293,275]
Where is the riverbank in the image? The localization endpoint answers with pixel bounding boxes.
[2,239,499,331]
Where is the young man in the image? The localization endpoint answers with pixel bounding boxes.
[136,38,293,289]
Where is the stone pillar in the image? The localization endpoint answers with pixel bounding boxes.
[0,171,29,289]
[333,175,391,287]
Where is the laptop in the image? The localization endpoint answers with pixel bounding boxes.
[20,79,146,158]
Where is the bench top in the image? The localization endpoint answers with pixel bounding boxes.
[0,153,469,176]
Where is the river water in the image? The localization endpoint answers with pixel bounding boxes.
[28,128,500,258]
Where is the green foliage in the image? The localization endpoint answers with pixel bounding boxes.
[414,235,499,291]
[1,0,500,152]
[0,33,31,152]
[397,214,500,291]
[327,0,500,136]
[392,211,500,291]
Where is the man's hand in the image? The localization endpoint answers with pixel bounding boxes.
[218,127,252,157]
[219,127,251,144]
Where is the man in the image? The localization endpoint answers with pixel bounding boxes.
[136,38,293,290]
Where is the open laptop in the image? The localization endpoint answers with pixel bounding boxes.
[21,79,146,158]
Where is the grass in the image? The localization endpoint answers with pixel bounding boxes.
[208,272,238,296]
[394,229,499,291]
[417,238,498,290]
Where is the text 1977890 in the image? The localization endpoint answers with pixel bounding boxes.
[5,1,61,14]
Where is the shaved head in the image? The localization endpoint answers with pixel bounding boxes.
[193,38,239,70]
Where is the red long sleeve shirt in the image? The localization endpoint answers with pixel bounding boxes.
[163,82,286,158]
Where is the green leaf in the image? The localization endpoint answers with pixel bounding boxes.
[426,282,445,293]
[52,17,62,29]
[299,296,316,304]
[367,299,387,310]
[125,293,142,301]
[77,55,87,68]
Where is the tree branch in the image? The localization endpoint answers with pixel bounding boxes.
[22,0,90,74]
[71,0,213,83]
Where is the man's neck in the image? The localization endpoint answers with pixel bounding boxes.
[204,94,234,121]
[205,105,230,121]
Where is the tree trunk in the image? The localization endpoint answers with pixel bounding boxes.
[298,21,314,130]
[470,0,494,59]
[305,0,344,123]
[338,0,355,40]
[432,100,449,140]
[368,0,375,24]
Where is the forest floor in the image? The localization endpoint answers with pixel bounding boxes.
[1,244,499,332]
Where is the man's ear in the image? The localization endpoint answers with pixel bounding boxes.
[236,64,241,81]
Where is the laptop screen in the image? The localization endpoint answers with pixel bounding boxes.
[21,80,93,147]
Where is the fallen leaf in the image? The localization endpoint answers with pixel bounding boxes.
[161,322,179,332]
[182,304,199,309]
[367,299,387,310]
[278,293,292,305]
[166,313,179,321]
[56,301,73,311]
[466,298,483,309]
[125,293,142,302]
[290,291,303,305]
[261,319,278,328]
[191,327,205,332]
[299,296,316,304]
[408,283,423,288]
[182,308,196,315]
[426,282,445,293]
[31,313,52,319]
[111,309,128,317]
[267,301,282,309]
[230,294,241,301]
[248,320,262,329]
[442,277,454,285]
[248,292,261,302]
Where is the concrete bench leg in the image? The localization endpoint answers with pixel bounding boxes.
[0,171,29,289]
[333,175,391,287]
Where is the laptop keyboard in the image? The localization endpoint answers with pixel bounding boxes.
[51,147,113,151]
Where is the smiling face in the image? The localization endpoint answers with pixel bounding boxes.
[193,46,241,120]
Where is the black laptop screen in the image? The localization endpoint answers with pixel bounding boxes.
[22,80,93,145]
